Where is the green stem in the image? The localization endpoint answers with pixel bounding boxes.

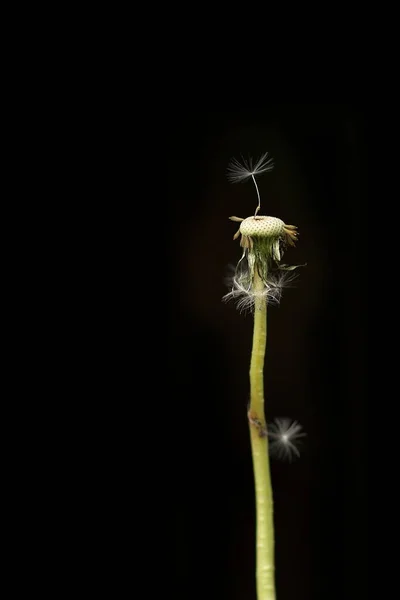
[249,268,275,600]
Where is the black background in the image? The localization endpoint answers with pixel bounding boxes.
[167,106,368,600]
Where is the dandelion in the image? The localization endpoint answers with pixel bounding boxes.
[268,418,306,462]
[223,151,305,600]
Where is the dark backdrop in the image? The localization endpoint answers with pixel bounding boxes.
[167,106,368,600]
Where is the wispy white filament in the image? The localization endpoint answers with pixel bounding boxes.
[223,267,297,313]
[227,152,274,184]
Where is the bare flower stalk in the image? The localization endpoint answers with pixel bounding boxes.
[248,267,276,600]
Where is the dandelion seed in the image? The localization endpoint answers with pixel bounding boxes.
[227,151,274,216]
[268,418,306,462]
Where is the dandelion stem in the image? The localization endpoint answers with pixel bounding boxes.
[249,268,275,600]
[252,174,261,217]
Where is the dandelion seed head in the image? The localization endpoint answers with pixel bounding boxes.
[268,417,306,462]
[240,216,285,238]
